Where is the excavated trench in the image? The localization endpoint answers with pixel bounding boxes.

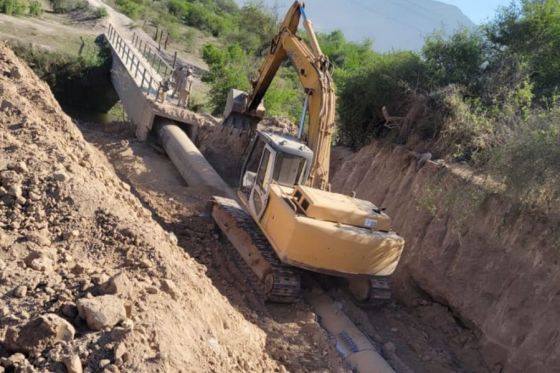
[77,116,497,373]
[4,53,493,371]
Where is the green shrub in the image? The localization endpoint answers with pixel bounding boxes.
[28,0,42,15]
[202,44,251,114]
[1,0,15,15]
[115,0,143,19]
[0,0,28,15]
[429,87,495,161]
[318,30,376,73]
[484,0,560,99]
[423,29,489,94]
[336,52,427,148]
[94,5,108,18]
[264,68,304,122]
[50,0,88,13]
[482,106,560,213]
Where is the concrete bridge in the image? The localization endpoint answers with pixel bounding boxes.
[104,23,234,197]
[104,23,206,142]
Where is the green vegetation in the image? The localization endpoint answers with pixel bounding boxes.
[49,0,107,18]
[0,0,42,16]
[95,6,108,18]
[335,51,426,147]
[201,43,251,114]
[50,0,88,13]
[9,37,118,112]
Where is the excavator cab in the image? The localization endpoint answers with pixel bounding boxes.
[239,131,313,219]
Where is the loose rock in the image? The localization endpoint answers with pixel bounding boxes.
[101,272,133,298]
[13,285,27,298]
[99,359,111,369]
[63,354,82,373]
[2,313,75,353]
[160,279,179,300]
[77,295,126,331]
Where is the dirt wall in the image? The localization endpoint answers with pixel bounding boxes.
[330,142,560,373]
[0,42,281,372]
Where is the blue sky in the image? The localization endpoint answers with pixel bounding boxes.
[443,0,512,23]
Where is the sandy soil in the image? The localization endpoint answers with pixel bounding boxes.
[79,121,349,373]
[78,117,493,373]
[0,13,99,54]
[0,42,344,372]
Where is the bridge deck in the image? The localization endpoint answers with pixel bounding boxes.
[105,24,212,141]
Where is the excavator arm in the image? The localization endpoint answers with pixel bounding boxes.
[225,1,336,190]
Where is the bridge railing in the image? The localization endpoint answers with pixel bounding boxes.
[130,32,175,80]
[106,24,161,99]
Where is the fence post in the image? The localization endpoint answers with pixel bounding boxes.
[164,34,169,50]
[172,51,177,68]
[141,68,146,91]
[135,59,140,78]
[148,76,153,96]
[157,58,162,74]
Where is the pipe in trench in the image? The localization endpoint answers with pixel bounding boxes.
[154,119,395,373]
[155,120,236,200]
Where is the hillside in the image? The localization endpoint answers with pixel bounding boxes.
[234,0,474,51]
[0,42,336,372]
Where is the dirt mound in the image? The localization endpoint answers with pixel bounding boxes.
[0,42,282,372]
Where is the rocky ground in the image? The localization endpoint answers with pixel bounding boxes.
[0,43,345,372]
[79,110,490,373]
[0,38,504,373]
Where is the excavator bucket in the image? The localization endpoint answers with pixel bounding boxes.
[222,89,265,130]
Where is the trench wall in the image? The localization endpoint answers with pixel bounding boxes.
[330,141,560,372]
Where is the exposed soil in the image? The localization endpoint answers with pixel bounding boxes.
[0,43,343,372]
[330,142,560,372]
[77,113,494,373]
[78,121,348,373]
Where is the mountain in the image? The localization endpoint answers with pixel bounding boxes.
[234,0,475,51]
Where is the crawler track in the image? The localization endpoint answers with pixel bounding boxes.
[211,196,301,303]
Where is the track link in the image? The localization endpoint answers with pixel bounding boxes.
[347,276,393,308]
[212,196,301,303]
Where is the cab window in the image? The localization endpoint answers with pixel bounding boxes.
[256,148,271,188]
[273,153,306,186]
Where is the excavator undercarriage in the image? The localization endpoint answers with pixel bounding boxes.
[211,196,301,303]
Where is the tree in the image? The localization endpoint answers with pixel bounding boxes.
[423,29,489,94]
[484,0,560,98]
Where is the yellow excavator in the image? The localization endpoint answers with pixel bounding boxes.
[210,1,404,304]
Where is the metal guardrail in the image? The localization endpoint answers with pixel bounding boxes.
[106,24,161,98]
[130,31,206,79]
[130,32,175,80]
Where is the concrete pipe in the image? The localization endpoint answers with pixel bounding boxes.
[155,120,236,199]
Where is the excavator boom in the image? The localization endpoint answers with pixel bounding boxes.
[223,1,336,190]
